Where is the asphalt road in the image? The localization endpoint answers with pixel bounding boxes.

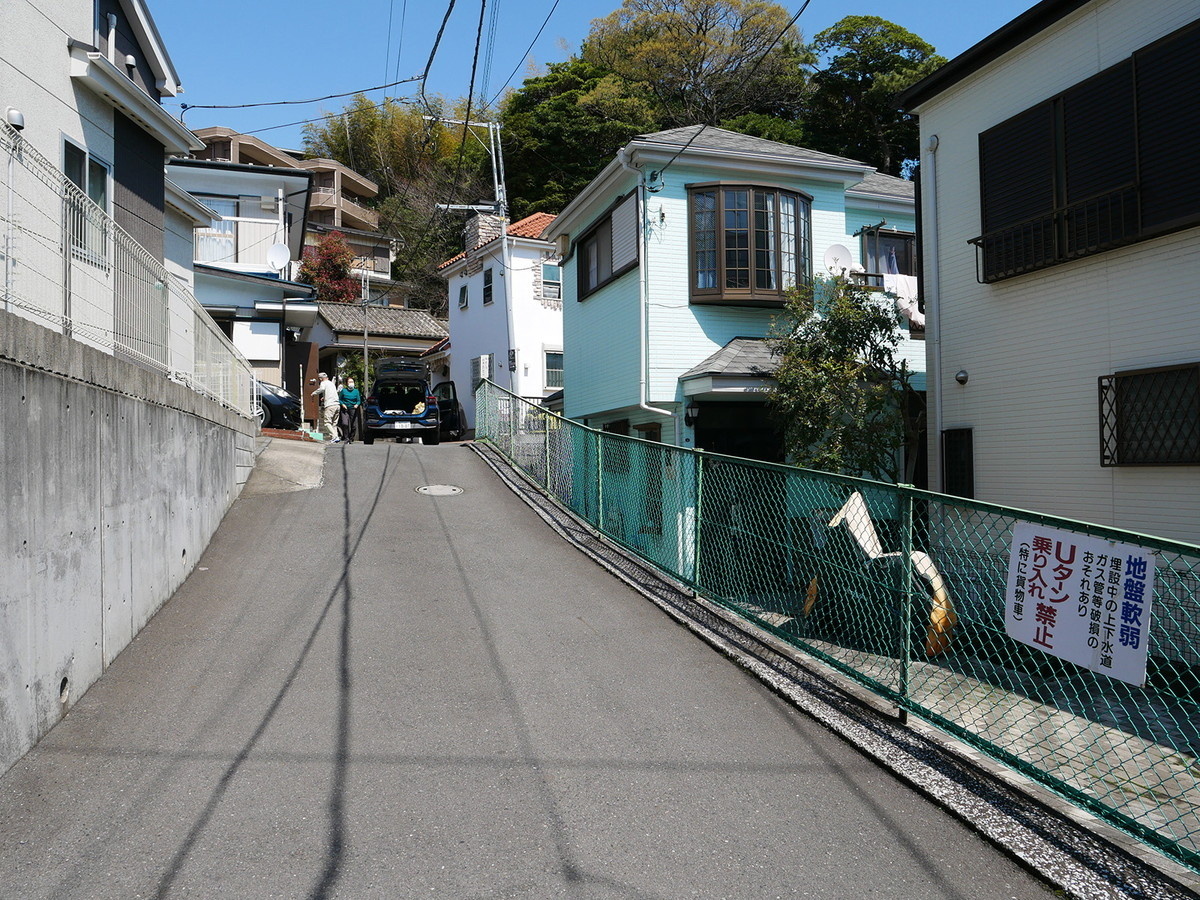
[0,439,1056,899]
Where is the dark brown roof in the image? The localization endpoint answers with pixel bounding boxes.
[318,303,447,339]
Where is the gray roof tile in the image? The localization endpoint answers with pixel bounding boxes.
[637,126,869,169]
[681,337,777,380]
[637,126,914,200]
[318,302,448,339]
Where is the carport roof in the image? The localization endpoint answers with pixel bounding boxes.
[318,302,448,339]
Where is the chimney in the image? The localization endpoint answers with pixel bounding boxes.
[464,213,506,251]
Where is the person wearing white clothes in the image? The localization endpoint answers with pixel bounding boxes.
[312,372,340,442]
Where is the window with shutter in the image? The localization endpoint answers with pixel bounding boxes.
[576,191,639,299]
[972,20,1200,283]
[1136,21,1200,232]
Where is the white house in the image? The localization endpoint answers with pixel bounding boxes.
[166,157,319,391]
[900,0,1200,543]
[1,0,258,777]
[542,126,922,467]
[190,126,401,306]
[437,212,563,431]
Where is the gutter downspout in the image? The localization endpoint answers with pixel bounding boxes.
[617,147,674,426]
[924,134,943,490]
[500,221,516,395]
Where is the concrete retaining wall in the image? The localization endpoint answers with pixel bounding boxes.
[0,309,256,774]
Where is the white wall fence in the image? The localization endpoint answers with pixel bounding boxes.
[0,122,254,417]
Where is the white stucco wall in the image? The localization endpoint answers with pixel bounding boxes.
[912,0,1200,542]
[445,236,562,430]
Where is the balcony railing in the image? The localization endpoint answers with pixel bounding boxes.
[310,187,379,227]
[970,184,1139,283]
[196,217,284,269]
[1,122,254,417]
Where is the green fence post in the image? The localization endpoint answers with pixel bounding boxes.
[693,450,704,591]
[544,412,551,489]
[596,430,604,531]
[897,484,914,724]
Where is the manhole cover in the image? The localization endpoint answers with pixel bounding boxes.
[415,484,463,496]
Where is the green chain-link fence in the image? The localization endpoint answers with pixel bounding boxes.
[476,380,1200,873]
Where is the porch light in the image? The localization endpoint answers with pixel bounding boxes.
[684,400,700,427]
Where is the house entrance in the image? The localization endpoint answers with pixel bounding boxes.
[693,401,784,463]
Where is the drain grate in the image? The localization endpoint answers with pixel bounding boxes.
[415,484,463,496]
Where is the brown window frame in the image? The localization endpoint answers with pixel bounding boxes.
[688,182,811,307]
[576,191,640,300]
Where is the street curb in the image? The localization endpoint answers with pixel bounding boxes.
[468,440,1200,900]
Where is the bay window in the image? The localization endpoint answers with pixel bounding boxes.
[690,184,810,305]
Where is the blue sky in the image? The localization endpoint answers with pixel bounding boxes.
[153,0,1039,151]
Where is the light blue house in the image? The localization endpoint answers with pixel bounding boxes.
[542,126,923,467]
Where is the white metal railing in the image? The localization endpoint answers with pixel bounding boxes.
[1,122,254,418]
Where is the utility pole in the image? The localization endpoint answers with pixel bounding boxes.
[360,260,370,403]
[427,117,514,392]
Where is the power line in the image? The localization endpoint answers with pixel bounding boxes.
[392,0,410,84]
[384,0,397,85]
[236,95,418,139]
[479,0,502,105]
[486,0,561,108]
[651,0,813,183]
[178,75,422,118]
[419,0,460,111]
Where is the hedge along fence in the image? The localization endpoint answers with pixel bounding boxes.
[476,380,1200,873]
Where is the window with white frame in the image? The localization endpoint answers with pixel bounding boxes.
[542,263,562,300]
[194,195,238,264]
[483,268,494,304]
[545,350,563,388]
[63,140,109,260]
[458,284,469,309]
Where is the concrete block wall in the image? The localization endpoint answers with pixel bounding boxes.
[0,308,256,774]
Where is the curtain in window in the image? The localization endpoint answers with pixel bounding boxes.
[779,195,798,289]
[754,192,776,289]
[693,190,717,289]
[195,197,237,264]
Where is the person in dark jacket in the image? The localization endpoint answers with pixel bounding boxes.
[338,377,362,443]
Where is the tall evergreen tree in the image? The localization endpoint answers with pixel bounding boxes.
[804,16,945,174]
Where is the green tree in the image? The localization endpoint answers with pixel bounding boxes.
[805,16,945,175]
[584,0,812,127]
[769,276,922,481]
[296,231,359,304]
[499,58,659,218]
[303,95,494,313]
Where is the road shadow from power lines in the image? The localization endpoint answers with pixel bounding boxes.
[154,444,395,899]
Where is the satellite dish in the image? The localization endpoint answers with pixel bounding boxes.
[823,243,853,274]
[266,243,291,273]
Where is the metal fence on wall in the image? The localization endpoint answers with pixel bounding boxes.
[476,379,1200,873]
[1,122,254,417]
